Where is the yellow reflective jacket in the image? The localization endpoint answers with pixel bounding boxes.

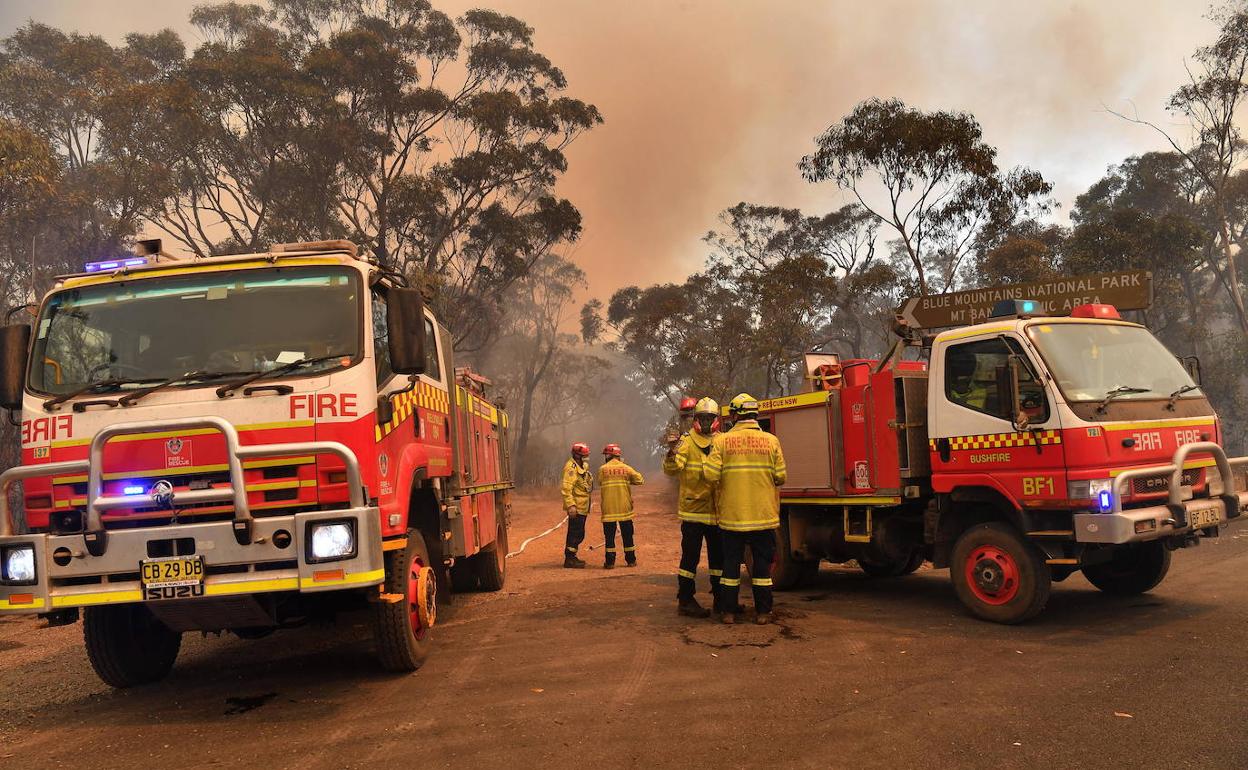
[662,431,718,524]
[597,458,644,522]
[703,419,787,532]
[561,458,593,515]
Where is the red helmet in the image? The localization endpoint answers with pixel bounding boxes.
[571,442,589,457]
[679,396,697,414]
[602,443,622,458]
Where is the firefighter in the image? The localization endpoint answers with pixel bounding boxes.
[677,396,697,434]
[561,442,593,568]
[598,444,644,569]
[704,393,787,625]
[948,354,988,411]
[664,397,722,618]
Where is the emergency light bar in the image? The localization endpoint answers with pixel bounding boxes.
[988,299,1040,319]
[84,257,148,273]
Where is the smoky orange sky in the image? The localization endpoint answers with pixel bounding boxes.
[0,0,1219,301]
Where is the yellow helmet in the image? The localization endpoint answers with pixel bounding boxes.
[694,397,719,416]
[728,392,759,416]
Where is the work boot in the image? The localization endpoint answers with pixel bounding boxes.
[720,612,735,625]
[625,559,637,568]
[678,597,710,618]
[563,554,587,569]
[755,612,773,625]
[603,560,615,570]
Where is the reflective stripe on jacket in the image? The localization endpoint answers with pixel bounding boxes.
[662,431,717,524]
[561,458,593,514]
[598,458,644,521]
[703,419,786,531]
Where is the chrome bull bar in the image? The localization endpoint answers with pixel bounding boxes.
[1076,442,1248,544]
[0,416,365,555]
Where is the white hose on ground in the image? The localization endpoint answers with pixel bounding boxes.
[505,515,568,559]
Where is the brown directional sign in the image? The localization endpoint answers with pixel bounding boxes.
[897,270,1153,329]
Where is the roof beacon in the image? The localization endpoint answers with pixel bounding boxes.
[84,257,148,273]
[988,299,1040,319]
[1070,303,1121,320]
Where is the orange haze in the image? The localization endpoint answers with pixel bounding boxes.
[0,0,1219,301]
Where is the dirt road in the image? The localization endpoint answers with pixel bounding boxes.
[3,482,1247,769]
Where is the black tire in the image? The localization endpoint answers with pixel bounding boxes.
[372,529,435,672]
[475,507,509,592]
[772,516,817,590]
[450,561,478,593]
[859,549,925,578]
[950,522,1052,624]
[83,604,181,688]
[1082,542,1171,595]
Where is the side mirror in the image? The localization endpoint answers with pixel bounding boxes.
[376,394,395,427]
[386,289,427,376]
[0,325,30,410]
[1181,355,1202,386]
[1006,354,1030,430]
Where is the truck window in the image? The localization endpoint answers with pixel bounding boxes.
[372,293,392,386]
[423,318,441,381]
[944,338,1048,423]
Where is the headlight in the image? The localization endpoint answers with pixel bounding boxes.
[308,521,356,562]
[2,545,36,584]
[1067,478,1114,500]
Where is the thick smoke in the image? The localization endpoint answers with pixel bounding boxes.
[0,0,1217,301]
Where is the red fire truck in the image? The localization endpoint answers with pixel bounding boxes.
[759,300,1248,623]
[0,240,512,685]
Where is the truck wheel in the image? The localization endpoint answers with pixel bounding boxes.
[372,529,436,672]
[772,517,817,590]
[951,522,1051,624]
[475,511,509,592]
[450,561,478,593]
[1082,542,1171,595]
[859,550,925,578]
[83,604,181,688]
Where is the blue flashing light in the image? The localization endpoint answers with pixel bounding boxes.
[1021,300,1036,313]
[123,485,145,496]
[1097,489,1113,512]
[84,256,148,273]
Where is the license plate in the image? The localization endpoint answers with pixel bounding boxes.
[1187,504,1223,530]
[140,556,205,601]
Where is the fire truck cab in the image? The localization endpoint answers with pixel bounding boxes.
[763,300,1248,623]
[0,240,512,685]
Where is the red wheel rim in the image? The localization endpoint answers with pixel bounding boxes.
[965,544,1020,605]
[406,549,434,640]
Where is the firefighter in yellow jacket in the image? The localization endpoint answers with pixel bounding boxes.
[561,442,593,568]
[664,397,722,617]
[597,444,644,569]
[704,393,787,625]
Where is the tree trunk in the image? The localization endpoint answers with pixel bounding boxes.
[1215,200,1248,337]
[514,376,537,484]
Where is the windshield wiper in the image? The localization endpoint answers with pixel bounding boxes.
[42,377,145,411]
[1166,384,1200,411]
[1096,385,1152,414]
[117,370,245,407]
[215,354,351,398]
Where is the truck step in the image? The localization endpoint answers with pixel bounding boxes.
[1027,530,1074,538]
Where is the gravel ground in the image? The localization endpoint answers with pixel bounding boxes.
[2,481,1247,769]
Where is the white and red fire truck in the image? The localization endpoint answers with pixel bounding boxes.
[757,299,1248,623]
[0,240,512,685]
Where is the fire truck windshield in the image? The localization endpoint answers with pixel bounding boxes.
[28,266,362,396]
[1027,321,1200,404]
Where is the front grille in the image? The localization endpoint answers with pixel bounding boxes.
[1132,468,1202,495]
[52,456,319,529]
